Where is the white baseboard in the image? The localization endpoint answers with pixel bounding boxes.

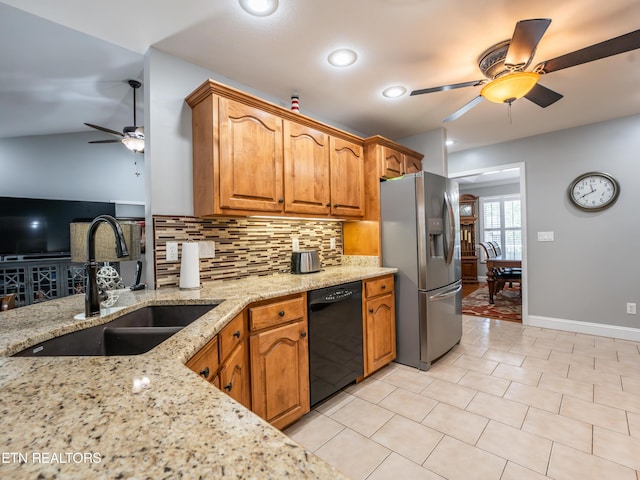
[527,315,640,342]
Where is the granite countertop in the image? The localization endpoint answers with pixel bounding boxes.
[0,266,396,479]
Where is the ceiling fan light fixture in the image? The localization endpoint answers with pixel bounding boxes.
[121,136,145,153]
[238,0,278,17]
[480,72,540,104]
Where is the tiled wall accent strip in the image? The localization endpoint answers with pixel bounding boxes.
[153,216,343,288]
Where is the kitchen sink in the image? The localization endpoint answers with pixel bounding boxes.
[13,304,219,357]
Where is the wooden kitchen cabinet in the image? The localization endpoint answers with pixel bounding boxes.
[283,121,331,216]
[343,136,424,259]
[186,311,250,407]
[248,294,309,430]
[186,79,365,219]
[404,154,423,175]
[330,137,365,217]
[218,98,284,213]
[219,340,250,408]
[186,335,220,389]
[364,136,424,180]
[379,146,404,179]
[363,275,396,376]
[218,310,251,409]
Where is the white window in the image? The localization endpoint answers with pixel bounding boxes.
[480,195,521,256]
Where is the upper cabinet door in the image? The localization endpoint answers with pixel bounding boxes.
[218,98,284,213]
[329,137,365,218]
[381,147,404,179]
[283,121,331,216]
[403,154,423,175]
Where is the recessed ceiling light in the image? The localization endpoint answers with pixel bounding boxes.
[382,86,407,98]
[238,0,279,16]
[327,49,358,67]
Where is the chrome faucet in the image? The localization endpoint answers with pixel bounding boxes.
[85,215,129,317]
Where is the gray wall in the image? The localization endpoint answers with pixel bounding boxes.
[0,131,144,202]
[398,128,447,175]
[449,114,640,330]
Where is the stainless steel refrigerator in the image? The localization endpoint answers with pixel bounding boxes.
[380,171,462,370]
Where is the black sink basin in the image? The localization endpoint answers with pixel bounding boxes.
[106,304,217,328]
[13,304,218,357]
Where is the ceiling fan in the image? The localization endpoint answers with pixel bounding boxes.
[411,19,640,122]
[85,79,145,153]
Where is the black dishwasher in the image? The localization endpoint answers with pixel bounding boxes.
[308,281,363,406]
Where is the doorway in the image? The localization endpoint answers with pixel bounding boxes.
[450,162,527,324]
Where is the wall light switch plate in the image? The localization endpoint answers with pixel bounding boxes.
[292,238,300,251]
[198,241,215,259]
[537,231,555,242]
[330,237,336,250]
[166,242,179,262]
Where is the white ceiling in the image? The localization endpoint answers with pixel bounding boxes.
[1,0,640,153]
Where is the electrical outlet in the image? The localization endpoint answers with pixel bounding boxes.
[330,237,336,250]
[627,303,636,315]
[198,241,215,259]
[166,242,179,262]
[292,238,300,251]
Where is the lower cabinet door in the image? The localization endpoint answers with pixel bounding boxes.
[365,293,396,374]
[219,343,251,410]
[249,319,309,429]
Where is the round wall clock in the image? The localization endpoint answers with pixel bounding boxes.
[568,172,620,211]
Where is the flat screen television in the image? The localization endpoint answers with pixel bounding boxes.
[0,197,116,259]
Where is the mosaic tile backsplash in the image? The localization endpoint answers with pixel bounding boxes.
[153,216,343,288]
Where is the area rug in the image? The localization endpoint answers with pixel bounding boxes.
[462,284,522,322]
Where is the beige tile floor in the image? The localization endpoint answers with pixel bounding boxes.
[285,316,640,480]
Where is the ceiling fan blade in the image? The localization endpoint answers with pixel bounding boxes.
[505,18,552,70]
[410,80,484,96]
[88,139,121,144]
[536,29,640,74]
[524,83,563,108]
[443,95,484,123]
[84,123,124,137]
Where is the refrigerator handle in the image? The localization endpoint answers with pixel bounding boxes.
[428,282,462,301]
[443,192,456,265]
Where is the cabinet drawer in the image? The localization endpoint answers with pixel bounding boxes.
[364,275,394,299]
[249,295,306,332]
[186,336,219,383]
[219,312,246,361]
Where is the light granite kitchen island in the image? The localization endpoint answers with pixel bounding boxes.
[0,266,396,479]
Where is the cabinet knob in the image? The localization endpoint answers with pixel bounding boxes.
[326,203,331,207]
[233,330,241,338]
[381,285,386,290]
[278,198,284,204]
[199,367,210,379]
[300,331,307,338]
[368,308,374,314]
[278,310,285,317]
[224,381,233,392]
[333,204,338,208]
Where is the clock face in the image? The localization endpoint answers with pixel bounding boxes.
[569,172,619,211]
[459,204,473,217]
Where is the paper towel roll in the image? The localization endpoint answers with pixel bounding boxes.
[179,242,201,289]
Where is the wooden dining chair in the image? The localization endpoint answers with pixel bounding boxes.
[478,243,521,299]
